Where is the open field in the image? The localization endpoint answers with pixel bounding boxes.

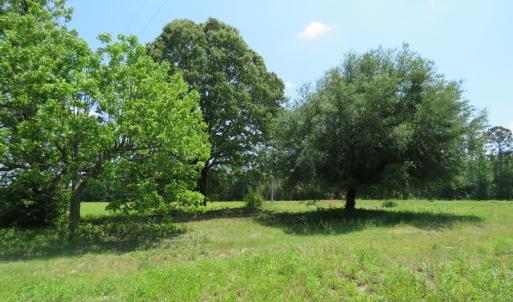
[1,200,513,301]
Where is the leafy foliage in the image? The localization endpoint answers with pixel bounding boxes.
[437,125,513,200]
[0,0,79,226]
[0,172,68,227]
[244,191,264,210]
[90,34,210,215]
[147,18,285,197]
[488,126,513,199]
[0,0,210,229]
[276,46,485,208]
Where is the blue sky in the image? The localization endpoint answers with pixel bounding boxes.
[68,0,513,129]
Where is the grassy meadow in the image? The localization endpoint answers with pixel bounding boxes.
[1,200,513,301]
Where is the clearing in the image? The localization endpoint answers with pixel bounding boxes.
[1,200,512,301]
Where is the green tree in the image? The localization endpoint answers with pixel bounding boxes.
[0,0,210,231]
[488,126,513,199]
[1,0,78,226]
[147,18,285,201]
[278,46,485,210]
[440,124,491,200]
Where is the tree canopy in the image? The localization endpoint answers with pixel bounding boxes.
[147,18,285,199]
[276,46,485,210]
[0,0,210,230]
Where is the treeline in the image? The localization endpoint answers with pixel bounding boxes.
[441,126,513,200]
[1,1,511,231]
[204,126,513,202]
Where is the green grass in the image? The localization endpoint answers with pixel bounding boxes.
[1,200,513,301]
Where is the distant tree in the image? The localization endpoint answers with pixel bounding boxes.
[463,146,493,200]
[488,127,513,155]
[147,18,285,202]
[0,1,210,231]
[277,46,485,210]
[488,126,513,199]
[441,124,491,200]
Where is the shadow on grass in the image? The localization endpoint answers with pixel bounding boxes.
[0,215,184,262]
[170,207,259,222]
[0,207,261,262]
[255,207,482,235]
[0,205,482,261]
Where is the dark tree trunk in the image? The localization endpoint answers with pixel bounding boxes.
[198,166,209,206]
[345,189,356,211]
[68,181,86,235]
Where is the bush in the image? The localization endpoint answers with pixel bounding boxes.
[0,173,67,227]
[244,192,264,210]
[381,200,398,208]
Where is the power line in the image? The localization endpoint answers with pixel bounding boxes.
[139,0,167,35]
[123,0,148,33]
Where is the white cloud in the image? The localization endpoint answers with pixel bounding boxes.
[298,21,334,40]
[284,81,295,90]
[508,121,513,132]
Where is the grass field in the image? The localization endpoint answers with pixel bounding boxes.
[1,200,513,301]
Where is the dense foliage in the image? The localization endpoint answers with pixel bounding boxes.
[443,126,513,200]
[275,46,486,209]
[0,0,210,230]
[1,0,79,226]
[147,18,285,200]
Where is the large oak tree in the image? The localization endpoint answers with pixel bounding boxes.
[147,18,285,200]
[277,46,485,210]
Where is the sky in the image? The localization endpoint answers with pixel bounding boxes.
[68,0,513,130]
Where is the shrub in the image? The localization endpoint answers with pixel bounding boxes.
[0,173,67,227]
[244,192,264,210]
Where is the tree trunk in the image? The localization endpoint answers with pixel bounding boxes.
[198,166,209,206]
[345,189,356,211]
[68,181,86,235]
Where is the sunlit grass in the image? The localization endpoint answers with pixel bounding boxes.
[1,200,512,301]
